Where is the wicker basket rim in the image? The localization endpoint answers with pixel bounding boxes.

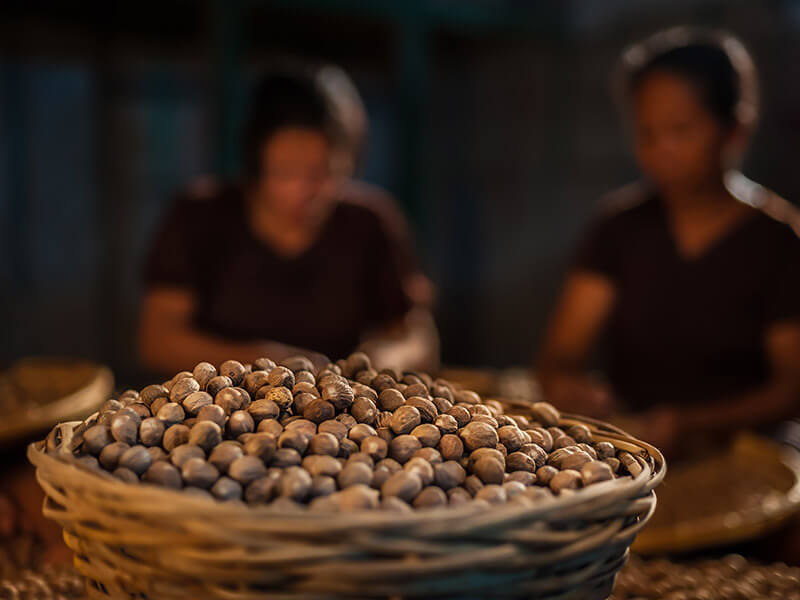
[28,414,665,526]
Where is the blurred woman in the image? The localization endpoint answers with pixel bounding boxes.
[316,64,436,311]
[537,28,800,455]
[139,68,438,375]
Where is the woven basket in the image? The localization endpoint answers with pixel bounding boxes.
[0,358,113,445]
[28,413,664,600]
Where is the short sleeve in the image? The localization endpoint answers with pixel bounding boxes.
[363,214,414,329]
[339,180,429,319]
[338,180,421,279]
[144,194,199,290]
[372,196,420,280]
[571,214,624,280]
[571,184,650,280]
[765,231,800,324]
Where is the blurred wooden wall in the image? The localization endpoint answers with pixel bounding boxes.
[1,0,798,381]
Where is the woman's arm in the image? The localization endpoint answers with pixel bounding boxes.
[138,287,328,375]
[535,272,618,417]
[358,308,440,374]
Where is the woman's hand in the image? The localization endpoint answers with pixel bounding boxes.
[358,309,440,373]
[252,342,330,372]
[542,374,617,419]
[619,405,680,456]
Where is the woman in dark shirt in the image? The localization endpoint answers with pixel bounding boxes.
[537,28,800,456]
[139,69,438,375]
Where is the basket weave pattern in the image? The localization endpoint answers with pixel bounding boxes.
[29,415,664,600]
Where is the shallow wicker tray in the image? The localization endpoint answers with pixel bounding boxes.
[632,433,800,554]
[28,414,664,600]
[0,358,113,445]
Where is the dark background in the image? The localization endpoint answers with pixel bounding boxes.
[2,0,799,382]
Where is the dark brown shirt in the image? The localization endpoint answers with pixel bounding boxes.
[145,180,417,360]
[574,184,800,411]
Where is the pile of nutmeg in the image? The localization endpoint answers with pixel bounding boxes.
[48,353,640,511]
[0,566,85,600]
[612,554,800,600]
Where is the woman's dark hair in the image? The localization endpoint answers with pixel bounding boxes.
[242,69,336,181]
[617,27,759,128]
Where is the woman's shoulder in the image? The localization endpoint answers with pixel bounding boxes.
[590,181,660,231]
[174,177,243,210]
[571,182,658,275]
[728,172,800,245]
[331,180,410,234]
[752,192,800,244]
[162,177,245,236]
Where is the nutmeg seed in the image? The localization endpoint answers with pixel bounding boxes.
[459,421,499,453]
[360,436,388,461]
[389,434,422,464]
[550,469,582,494]
[390,406,421,435]
[228,455,267,485]
[170,444,205,468]
[208,442,244,473]
[433,461,466,490]
[381,471,423,502]
[219,360,246,386]
[181,457,220,488]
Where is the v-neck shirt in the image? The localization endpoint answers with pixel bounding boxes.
[145,180,417,360]
[573,184,800,411]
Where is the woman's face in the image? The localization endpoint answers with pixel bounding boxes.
[632,71,732,195]
[254,127,335,226]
